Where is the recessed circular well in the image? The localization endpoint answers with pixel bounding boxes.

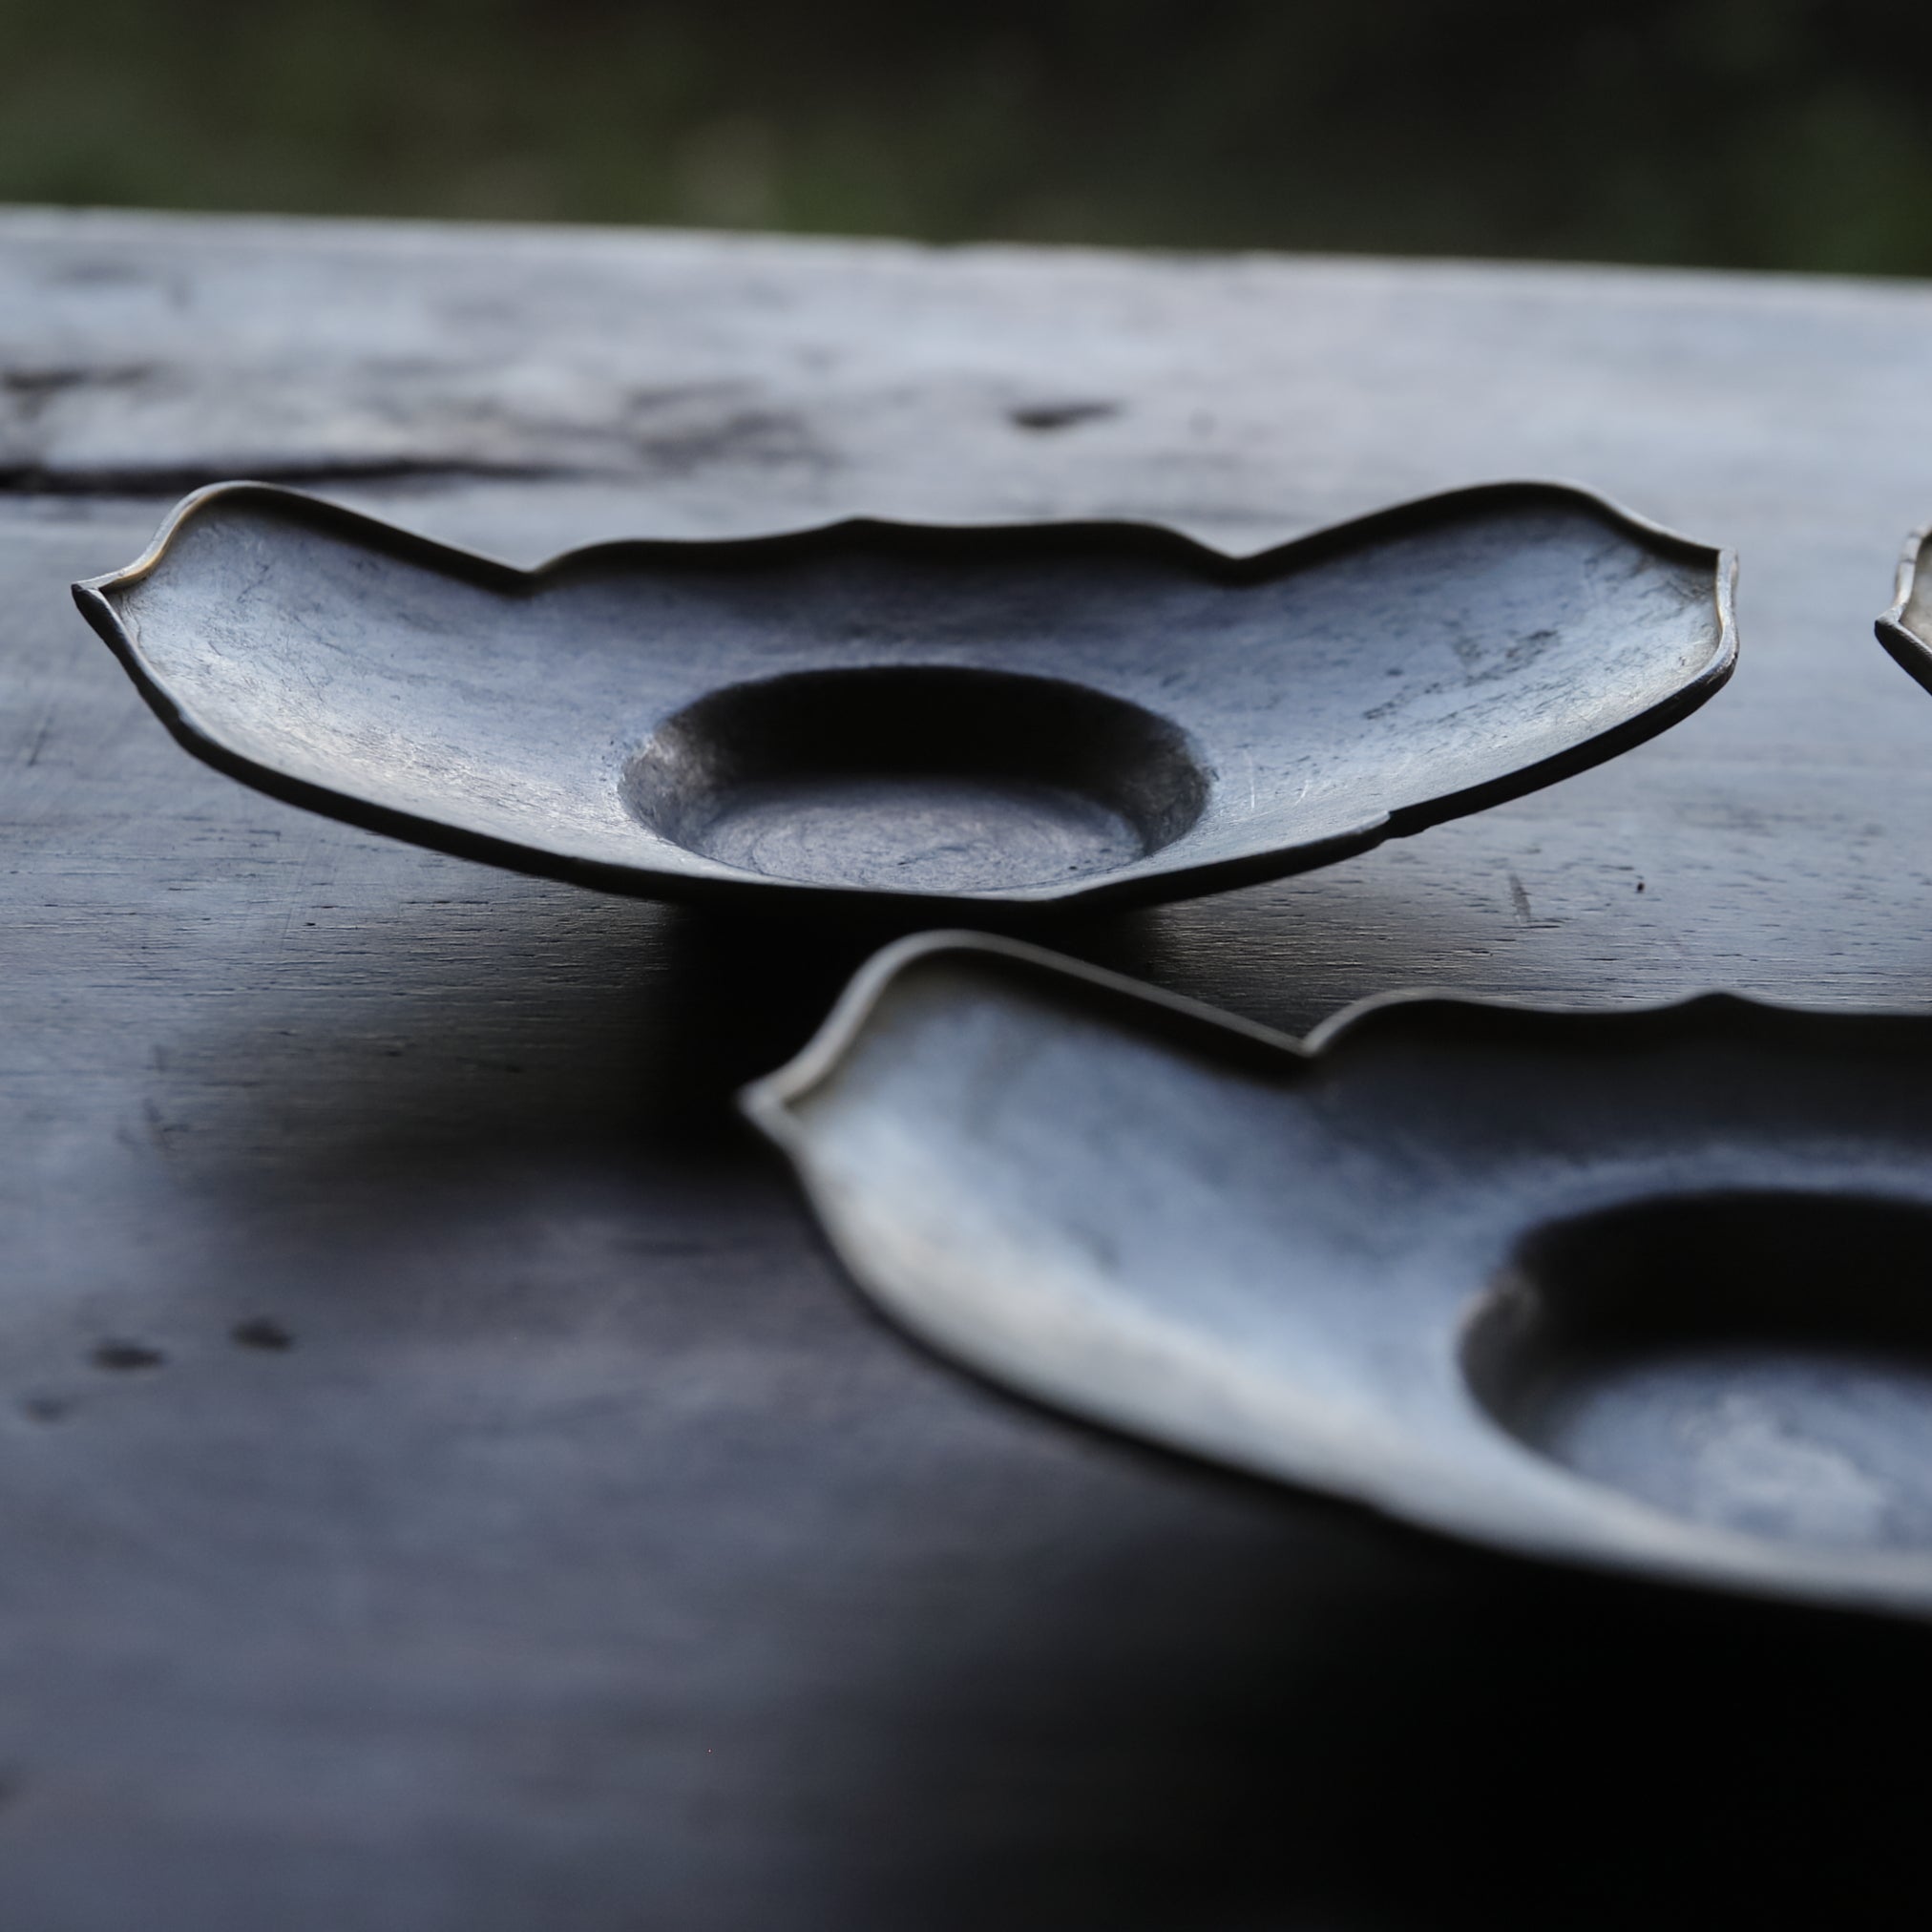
[1463,1191,1932,1550]
[621,665,1208,894]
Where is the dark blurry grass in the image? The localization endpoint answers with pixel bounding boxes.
[5,0,1932,272]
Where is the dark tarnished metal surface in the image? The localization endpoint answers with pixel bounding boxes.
[76,479,1732,912]
[750,933,1932,1620]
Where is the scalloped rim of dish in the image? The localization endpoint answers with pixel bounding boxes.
[743,930,1837,1144]
[74,478,1737,913]
[745,932,1932,1619]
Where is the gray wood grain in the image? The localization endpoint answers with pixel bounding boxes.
[5,207,1932,1928]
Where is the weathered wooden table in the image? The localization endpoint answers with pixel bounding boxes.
[5,208,1932,1928]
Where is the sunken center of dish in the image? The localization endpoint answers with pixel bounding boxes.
[622,665,1208,894]
[1463,1191,1932,1550]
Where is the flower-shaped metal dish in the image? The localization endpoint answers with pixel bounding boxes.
[1878,523,1932,693]
[746,934,1932,1619]
[75,481,1734,912]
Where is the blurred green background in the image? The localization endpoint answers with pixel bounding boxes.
[4,0,1927,272]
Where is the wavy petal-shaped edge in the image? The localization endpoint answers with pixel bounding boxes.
[743,930,1838,1144]
[1878,524,1932,692]
[75,479,1737,911]
[745,932,1932,1619]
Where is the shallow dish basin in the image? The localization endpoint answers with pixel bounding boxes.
[76,481,1733,911]
[746,934,1932,1617]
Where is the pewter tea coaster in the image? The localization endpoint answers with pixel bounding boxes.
[78,481,1732,911]
[749,934,1932,1618]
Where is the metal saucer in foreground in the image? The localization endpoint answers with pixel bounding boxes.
[746,933,1932,1618]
